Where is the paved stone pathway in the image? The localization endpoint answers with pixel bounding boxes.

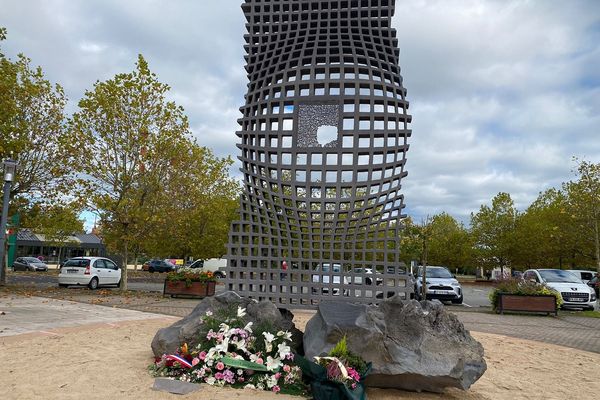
[2,293,599,354]
[111,297,600,354]
[455,311,600,354]
[0,296,169,337]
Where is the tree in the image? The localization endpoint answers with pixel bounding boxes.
[71,54,192,290]
[470,192,518,276]
[0,29,75,206]
[23,204,84,263]
[399,217,423,266]
[512,189,580,269]
[137,145,240,260]
[564,159,600,272]
[427,212,474,273]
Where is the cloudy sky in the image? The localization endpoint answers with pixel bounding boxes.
[2,0,599,230]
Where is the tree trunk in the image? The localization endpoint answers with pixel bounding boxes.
[57,247,62,269]
[134,251,138,271]
[121,240,128,291]
[421,233,428,300]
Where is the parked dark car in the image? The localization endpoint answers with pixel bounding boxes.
[12,257,49,272]
[144,259,177,273]
[587,276,599,297]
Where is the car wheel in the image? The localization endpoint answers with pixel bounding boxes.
[88,277,99,290]
[149,267,155,273]
[452,296,463,304]
[58,284,69,288]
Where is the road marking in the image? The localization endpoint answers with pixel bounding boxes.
[462,303,473,308]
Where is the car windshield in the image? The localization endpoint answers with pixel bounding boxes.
[418,267,452,278]
[24,257,41,262]
[539,270,580,283]
[64,259,90,268]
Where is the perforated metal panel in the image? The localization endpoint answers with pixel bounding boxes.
[226,0,412,309]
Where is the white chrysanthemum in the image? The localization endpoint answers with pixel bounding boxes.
[206,377,216,385]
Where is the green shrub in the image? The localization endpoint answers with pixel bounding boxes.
[488,278,563,310]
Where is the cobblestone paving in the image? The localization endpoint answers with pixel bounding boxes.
[117,298,600,354]
[3,288,599,354]
[454,311,600,354]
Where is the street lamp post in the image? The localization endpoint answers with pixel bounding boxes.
[0,159,17,286]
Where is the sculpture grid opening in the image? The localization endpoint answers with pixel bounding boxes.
[226,0,412,308]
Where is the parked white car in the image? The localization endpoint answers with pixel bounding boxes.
[352,267,383,286]
[312,263,350,296]
[523,269,597,310]
[188,258,226,278]
[414,266,463,304]
[58,257,121,290]
[565,269,597,284]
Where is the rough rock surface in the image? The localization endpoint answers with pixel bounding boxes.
[151,291,303,357]
[303,296,487,393]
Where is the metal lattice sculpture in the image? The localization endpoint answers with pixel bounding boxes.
[226,0,412,308]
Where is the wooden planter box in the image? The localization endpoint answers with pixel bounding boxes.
[498,293,557,316]
[163,280,216,298]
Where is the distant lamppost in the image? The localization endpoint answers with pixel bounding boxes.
[0,159,17,286]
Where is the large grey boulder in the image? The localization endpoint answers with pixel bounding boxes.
[303,296,486,393]
[151,291,303,357]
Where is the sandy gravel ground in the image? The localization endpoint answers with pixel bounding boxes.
[1,314,598,400]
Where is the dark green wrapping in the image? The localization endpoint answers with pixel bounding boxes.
[295,354,371,400]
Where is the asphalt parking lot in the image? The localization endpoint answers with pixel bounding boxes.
[7,271,495,308]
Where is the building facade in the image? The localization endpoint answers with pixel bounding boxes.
[14,230,106,265]
[226,0,412,308]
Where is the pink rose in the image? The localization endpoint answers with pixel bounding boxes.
[272,385,281,393]
[283,365,291,373]
[256,358,264,365]
[274,372,281,380]
[199,351,207,361]
[192,357,200,366]
[216,362,225,371]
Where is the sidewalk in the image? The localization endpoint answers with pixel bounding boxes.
[2,289,599,354]
[0,295,173,337]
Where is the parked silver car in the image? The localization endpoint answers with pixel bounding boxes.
[414,266,463,304]
[12,257,48,272]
